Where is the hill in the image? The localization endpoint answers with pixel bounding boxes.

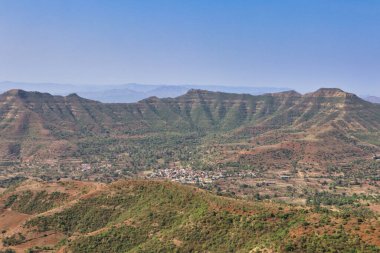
[0,179,379,252]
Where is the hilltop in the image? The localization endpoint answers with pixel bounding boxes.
[0,179,379,252]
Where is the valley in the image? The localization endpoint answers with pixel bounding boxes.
[0,88,379,202]
[0,88,379,252]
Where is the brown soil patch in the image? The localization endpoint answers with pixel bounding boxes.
[0,209,30,234]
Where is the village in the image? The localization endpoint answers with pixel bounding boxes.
[147,167,256,186]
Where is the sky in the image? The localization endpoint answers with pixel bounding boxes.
[0,0,379,95]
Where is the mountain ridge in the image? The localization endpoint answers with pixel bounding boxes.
[0,87,372,105]
[0,87,379,176]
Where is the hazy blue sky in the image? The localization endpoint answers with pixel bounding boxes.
[0,0,379,94]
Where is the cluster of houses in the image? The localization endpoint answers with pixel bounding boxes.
[148,168,256,185]
[148,168,224,185]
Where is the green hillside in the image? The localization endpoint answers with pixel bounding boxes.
[3,180,374,252]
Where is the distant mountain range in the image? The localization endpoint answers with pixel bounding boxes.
[3,81,380,104]
[363,96,380,104]
[0,81,289,103]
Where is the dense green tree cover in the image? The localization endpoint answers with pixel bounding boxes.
[25,181,379,252]
[4,190,68,214]
[0,176,26,188]
[307,191,359,206]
